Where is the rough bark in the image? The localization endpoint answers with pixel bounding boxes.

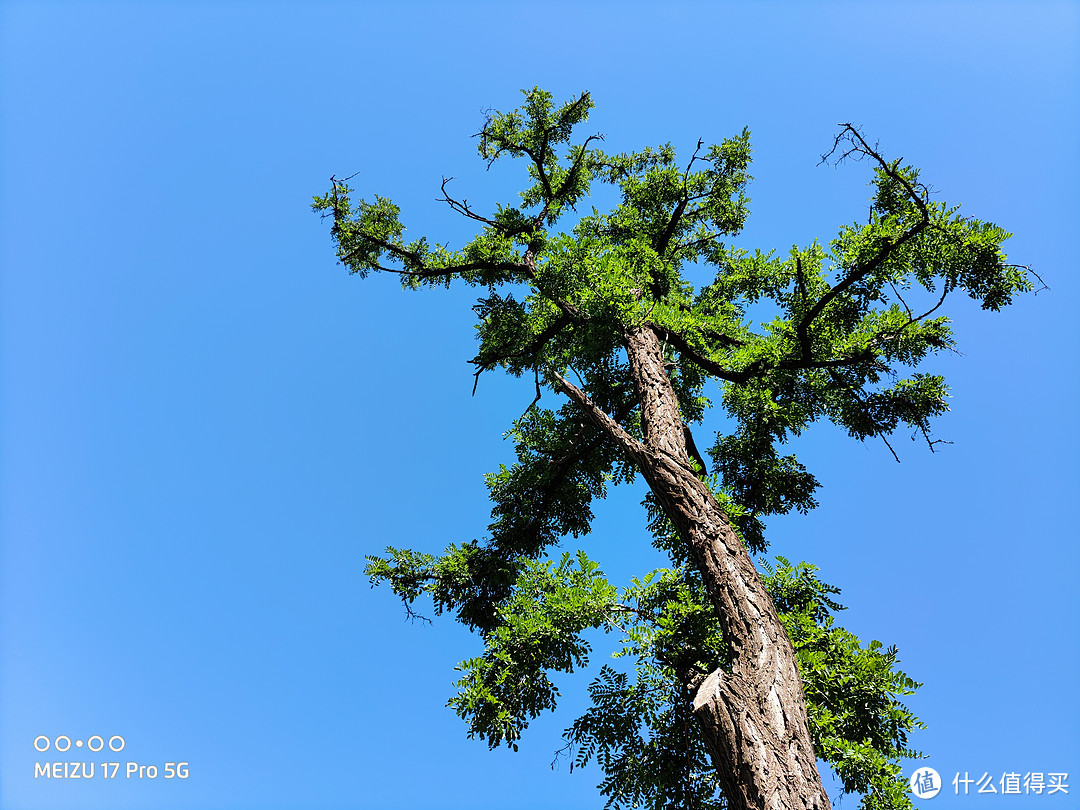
[559,324,830,810]
[626,324,830,810]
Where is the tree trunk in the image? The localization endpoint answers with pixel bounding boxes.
[624,324,831,810]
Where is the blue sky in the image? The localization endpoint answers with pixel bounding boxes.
[1,2,1077,809]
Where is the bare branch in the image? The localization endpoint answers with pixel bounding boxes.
[519,366,543,419]
[683,138,707,184]
[915,423,953,453]
[866,283,951,356]
[437,177,504,229]
[401,599,433,625]
[801,124,932,340]
[1011,264,1049,295]
[880,434,901,464]
[654,140,711,263]
[888,281,914,319]
[909,284,950,324]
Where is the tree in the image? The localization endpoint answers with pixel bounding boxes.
[313,89,1033,810]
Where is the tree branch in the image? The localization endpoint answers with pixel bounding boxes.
[652,140,707,280]
[437,177,526,233]
[801,124,932,340]
[521,248,588,323]
[554,133,604,203]
[549,368,651,464]
[340,231,530,282]
[794,256,813,361]
[647,325,746,383]
[470,312,574,379]
[670,231,724,256]
[655,196,689,262]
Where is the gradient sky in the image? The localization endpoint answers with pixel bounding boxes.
[2,2,1078,809]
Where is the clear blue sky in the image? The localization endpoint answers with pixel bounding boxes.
[2,2,1077,809]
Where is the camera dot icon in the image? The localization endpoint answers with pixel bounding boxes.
[910,767,942,799]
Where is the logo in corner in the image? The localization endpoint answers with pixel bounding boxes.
[909,767,942,799]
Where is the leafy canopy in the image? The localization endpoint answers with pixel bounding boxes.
[314,88,1031,810]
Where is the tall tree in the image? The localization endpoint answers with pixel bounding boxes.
[314,89,1032,810]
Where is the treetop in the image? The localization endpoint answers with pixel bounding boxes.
[313,86,1032,569]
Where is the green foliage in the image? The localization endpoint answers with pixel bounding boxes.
[449,551,618,749]
[322,88,1032,809]
[364,544,925,809]
[764,558,925,810]
[566,666,725,810]
[550,555,925,810]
